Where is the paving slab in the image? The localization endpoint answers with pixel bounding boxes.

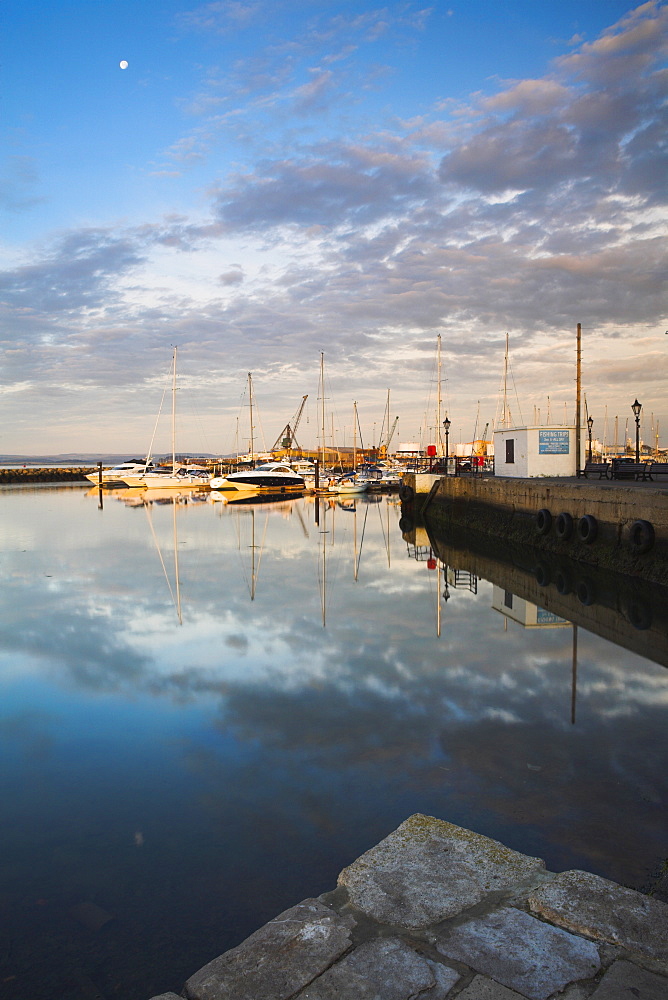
[589,960,668,999]
[338,813,545,928]
[295,937,459,999]
[454,976,527,1000]
[434,905,601,1000]
[527,869,668,962]
[182,898,355,1000]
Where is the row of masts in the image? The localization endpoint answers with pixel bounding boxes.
[173,332,662,463]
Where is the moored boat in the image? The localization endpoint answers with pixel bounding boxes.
[120,348,212,491]
[324,475,369,494]
[209,462,305,493]
[85,459,159,487]
[121,466,212,489]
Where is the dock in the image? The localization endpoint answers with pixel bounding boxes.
[148,814,668,1000]
[399,473,668,585]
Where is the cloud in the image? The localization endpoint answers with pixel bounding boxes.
[212,143,436,230]
[177,0,265,35]
[0,230,144,318]
[219,266,244,285]
[555,1,668,86]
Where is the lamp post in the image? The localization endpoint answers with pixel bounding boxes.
[443,416,451,475]
[587,415,594,463]
[632,399,642,463]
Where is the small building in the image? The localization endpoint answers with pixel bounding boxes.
[493,425,584,478]
[492,587,569,628]
[396,442,422,459]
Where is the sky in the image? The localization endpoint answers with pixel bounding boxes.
[1,0,666,456]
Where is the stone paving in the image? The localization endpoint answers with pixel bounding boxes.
[149,814,668,1000]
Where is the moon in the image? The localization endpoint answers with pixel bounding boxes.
[119,60,128,69]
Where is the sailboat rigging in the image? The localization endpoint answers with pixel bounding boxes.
[210,374,306,494]
[121,348,212,490]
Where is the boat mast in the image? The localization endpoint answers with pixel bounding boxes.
[353,401,358,470]
[248,372,254,462]
[171,346,177,471]
[320,352,326,469]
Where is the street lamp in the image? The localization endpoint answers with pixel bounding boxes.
[587,415,594,463]
[632,399,642,463]
[443,416,451,475]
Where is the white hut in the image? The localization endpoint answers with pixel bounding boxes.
[493,425,585,477]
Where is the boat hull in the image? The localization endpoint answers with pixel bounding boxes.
[210,470,305,492]
[121,473,211,489]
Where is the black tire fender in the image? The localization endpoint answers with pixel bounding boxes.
[534,561,551,587]
[398,484,414,502]
[625,599,652,631]
[398,516,414,534]
[535,508,552,535]
[576,577,596,606]
[555,512,573,541]
[577,514,598,544]
[554,568,572,595]
[629,519,654,555]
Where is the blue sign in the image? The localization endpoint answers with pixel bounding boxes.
[539,429,570,454]
[537,609,566,625]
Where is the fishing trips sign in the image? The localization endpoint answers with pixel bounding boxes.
[538,429,570,454]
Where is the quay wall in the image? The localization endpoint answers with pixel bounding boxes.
[402,474,668,585]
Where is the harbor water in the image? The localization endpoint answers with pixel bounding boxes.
[0,485,666,999]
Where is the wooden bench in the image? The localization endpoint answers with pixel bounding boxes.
[611,461,649,481]
[579,461,610,479]
[647,462,668,480]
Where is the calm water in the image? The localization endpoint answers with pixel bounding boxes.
[1,485,666,999]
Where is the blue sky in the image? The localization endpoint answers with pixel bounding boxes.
[1,1,666,455]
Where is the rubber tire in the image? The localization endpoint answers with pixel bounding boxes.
[554,568,572,595]
[577,514,598,544]
[535,508,552,535]
[534,562,551,587]
[576,578,596,606]
[398,516,414,534]
[629,519,654,555]
[555,512,573,541]
[625,599,652,630]
[399,484,414,502]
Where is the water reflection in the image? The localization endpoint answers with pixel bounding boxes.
[0,486,666,999]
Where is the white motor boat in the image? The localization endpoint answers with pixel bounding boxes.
[121,466,212,489]
[209,462,306,493]
[324,475,369,494]
[85,460,159,487]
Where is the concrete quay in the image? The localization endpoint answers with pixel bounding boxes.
[148,814,668,1000]
[400,474,668,585]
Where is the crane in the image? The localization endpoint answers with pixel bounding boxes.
[378,416,399,459]
[477,422,489,455]
[271,395,308,456]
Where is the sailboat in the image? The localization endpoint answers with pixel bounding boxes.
[121,348,212,490]
[210,374,305,494]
